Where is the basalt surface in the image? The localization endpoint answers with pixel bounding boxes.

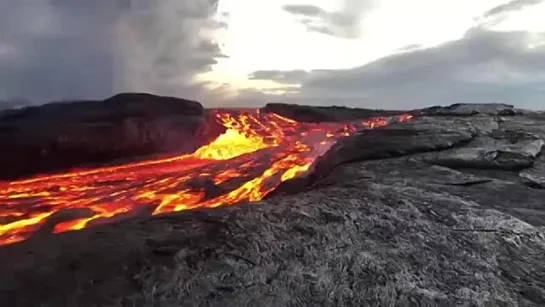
[262,103,405,123]
[0,93,219,180]
[1,103,545,306]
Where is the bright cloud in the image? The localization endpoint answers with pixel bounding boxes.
[201,1,544,93]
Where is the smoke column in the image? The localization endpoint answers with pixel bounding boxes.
[113,0,221,100]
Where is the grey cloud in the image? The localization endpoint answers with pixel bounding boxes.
[283,0,374,39]
[282,4,331,37]
[297,29,545,110]
[283,4,325,16]
[482,0,543,18]
[306,25,336,36]
[249,70,310,84]
[0,98,33,110]
[0,0,223,104]
[197,40,222,54]
[0,1,127,102]
[114,0,223,100]
[295,18,336,36]
[396,44,423,52]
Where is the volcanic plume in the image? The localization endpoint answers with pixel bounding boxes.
[0,110,412,245]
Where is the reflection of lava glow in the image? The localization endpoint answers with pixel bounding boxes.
[0,110,413,245]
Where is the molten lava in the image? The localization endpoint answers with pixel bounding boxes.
[0,110,413,245]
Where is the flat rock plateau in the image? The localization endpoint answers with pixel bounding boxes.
[1,96,545,306]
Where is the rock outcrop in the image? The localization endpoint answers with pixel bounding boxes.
[0,93,220,180]
[1,103,545,306]
[425,130,544,170]
[262,103,404,122]
[422,103,520,116]
[262,102,522,124]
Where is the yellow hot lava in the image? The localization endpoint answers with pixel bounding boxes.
[0,110,413,245]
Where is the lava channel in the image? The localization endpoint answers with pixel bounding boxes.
[0,110,413,245]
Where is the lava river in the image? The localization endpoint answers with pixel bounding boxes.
[0,110,413,245]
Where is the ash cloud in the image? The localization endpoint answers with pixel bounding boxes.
[0,0,222,105]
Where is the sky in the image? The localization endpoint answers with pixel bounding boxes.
[0,0,544,109]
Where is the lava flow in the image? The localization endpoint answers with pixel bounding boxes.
[0,110,413,245]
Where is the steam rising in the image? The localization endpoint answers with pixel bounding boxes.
[0,0,223,104]
[114,0,222,100]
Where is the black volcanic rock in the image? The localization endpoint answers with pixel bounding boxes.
[262,102,523,123]
[422,103,519,116]
[262,103,404,122]
[0,93,203,124]
[1,104,545,306]
[268,116,479,197]
[102,93,203,117]
[520,154,545,188]
[425,130,544,170]
[0,93,218,180]
[319,116,477,167]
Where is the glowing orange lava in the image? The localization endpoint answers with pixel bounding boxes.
[0,110,413,245]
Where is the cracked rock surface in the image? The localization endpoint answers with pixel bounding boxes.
[425,130,544,170]
[1,104,545,306]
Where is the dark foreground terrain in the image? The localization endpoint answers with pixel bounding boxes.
[1,100,545,306]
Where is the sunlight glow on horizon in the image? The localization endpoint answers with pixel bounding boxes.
[195,0,545,96]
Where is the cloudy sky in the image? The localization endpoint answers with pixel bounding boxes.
[0,0,544,109]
